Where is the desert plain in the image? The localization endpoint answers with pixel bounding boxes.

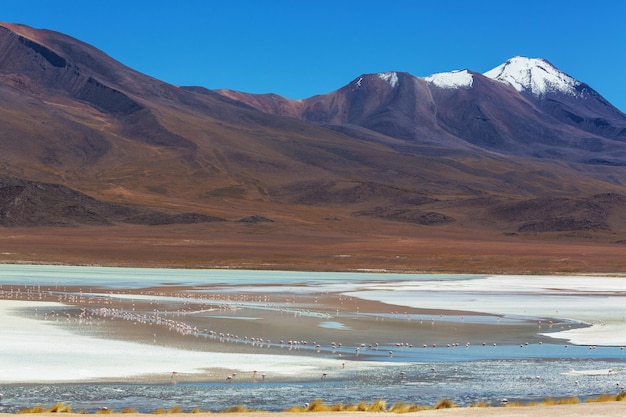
[1,218,625,274]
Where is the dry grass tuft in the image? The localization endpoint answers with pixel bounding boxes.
[585,394,615,403]
[388,402,424,413]
[388,402,409,413]
[219,405,255,413]
[330,404,345,412]
[341,404,358,412]
[367,399,387,412]
[533,398,556,406]
[556,397,580,405]
[408,404,424,412]
[434,399,455,409]
[167,406,184,413]
[355,402,368,412]
[306,399,332,412]
[527,397,578,406]
[47,402,72,413]
[17,405,45,414]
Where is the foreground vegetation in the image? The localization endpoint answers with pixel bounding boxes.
[13,392,626,414]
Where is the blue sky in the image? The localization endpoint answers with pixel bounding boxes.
[3,0,626,111]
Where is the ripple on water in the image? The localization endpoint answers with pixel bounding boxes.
[1,359,624,412]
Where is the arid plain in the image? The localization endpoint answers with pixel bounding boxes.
[1,218,624,274]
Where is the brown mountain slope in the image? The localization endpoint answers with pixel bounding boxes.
[1,22,626,271]
[0,175,226,227]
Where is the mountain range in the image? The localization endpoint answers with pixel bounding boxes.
[1,22,626,270]
[218,58,626,163]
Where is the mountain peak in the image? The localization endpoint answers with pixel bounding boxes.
[484,56,581,97]
[424,69,473,89]
[377,71,399,88]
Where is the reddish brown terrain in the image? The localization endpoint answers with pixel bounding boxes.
[2,218,625,274]
[1,22,625,274]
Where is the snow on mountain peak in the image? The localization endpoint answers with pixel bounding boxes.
[484,56,581,97]
[424,69,473,89]
[378,72,399,88]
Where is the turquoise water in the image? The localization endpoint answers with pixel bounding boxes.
[0,264,479,287]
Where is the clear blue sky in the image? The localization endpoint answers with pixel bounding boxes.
[3,0,626,111]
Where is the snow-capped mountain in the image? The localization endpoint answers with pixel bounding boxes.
[483,56,581,97]
[219,56,626,161]
[377,71,400,88]
[424,69,474,89]
[481,57,626,141]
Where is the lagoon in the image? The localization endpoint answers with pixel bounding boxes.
[0,265,625,412]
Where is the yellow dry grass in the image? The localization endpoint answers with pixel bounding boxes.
[13,393,626,415]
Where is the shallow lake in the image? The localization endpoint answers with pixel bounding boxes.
[0,265,625,412]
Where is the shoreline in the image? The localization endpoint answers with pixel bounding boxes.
[1,260,626,277]
[1,400,625,416]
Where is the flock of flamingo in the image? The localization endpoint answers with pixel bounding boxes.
[1,281,624,385]
[0,282,506,357]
